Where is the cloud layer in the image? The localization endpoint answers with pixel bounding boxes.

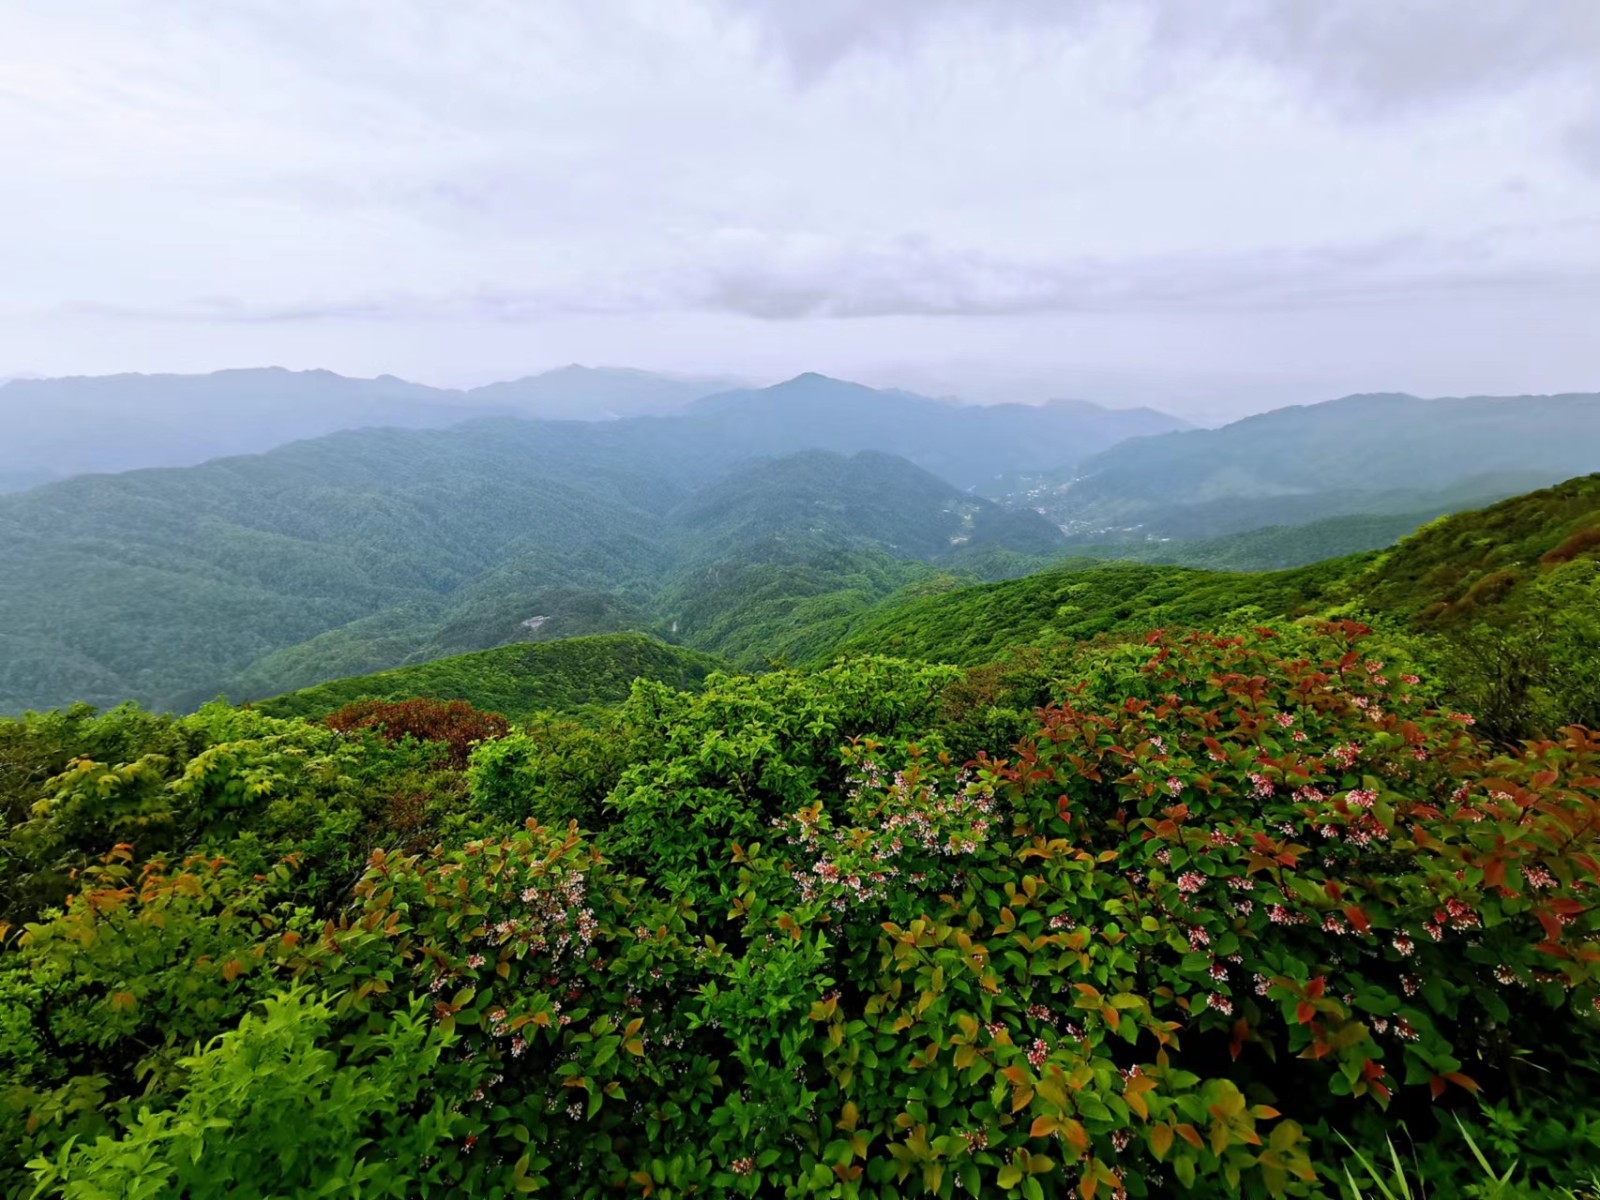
[2,0,1596,415]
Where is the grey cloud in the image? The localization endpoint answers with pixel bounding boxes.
[1146,1,1600,116]
[1567,112,1600,176]
[726,1,1600,127]
[4,0,1597,407]
[682,229,1600,320]
[72,227,1597,328]
[58,284,677,326]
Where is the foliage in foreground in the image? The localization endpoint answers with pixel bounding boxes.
[2,627,1600,1198]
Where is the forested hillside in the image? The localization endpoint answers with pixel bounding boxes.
[825,476,1600,739]
[0,420,1063,712]
[1043,392,1600,538]
[255,633,723,721]
[256,475,1600,750]
[8,378,1597,718]
[1043,392,1600,534]
[5,381,1596,718]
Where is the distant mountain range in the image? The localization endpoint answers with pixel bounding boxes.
[3,371,1596,714]
[673,373,1185,490]
[1037,391,1600,539]
[0,365,742,491]
[0,365,1173,493]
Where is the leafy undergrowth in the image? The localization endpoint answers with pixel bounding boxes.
[3,625,1600,1197]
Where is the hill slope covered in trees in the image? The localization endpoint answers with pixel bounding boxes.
[1048,392,1600,537]
[254,633,723,722]
[0,431,1057,713]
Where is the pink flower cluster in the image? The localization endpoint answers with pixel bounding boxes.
[786,761,998,909]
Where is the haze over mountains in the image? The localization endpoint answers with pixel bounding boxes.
[0,365,743,491]
[0,365,1184,493]
[1041,391,1600,540]
[2,365,1597,715]
[0,392,1085,711]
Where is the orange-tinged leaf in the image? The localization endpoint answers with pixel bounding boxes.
[1062,1119,1089,1154]
[1150,1124,1174,1159]
[222,959,242,982]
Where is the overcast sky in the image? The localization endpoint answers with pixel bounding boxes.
[3,1,1598,420]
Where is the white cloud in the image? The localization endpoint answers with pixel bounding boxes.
[0,0,1596,412]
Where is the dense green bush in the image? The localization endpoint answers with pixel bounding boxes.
[5,624,1600,1197]
[467,718,631,828]
[26,987,465,1199]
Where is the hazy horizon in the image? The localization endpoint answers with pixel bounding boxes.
[5,1,1599,423]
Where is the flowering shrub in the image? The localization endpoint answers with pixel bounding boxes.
[326,697,510,768]
[5,627,1600,1197]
